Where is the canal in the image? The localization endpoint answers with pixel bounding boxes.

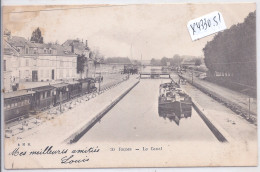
[79,79,217,142]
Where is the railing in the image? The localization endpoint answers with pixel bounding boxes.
[4,75,130,135]
[179,74,257,124]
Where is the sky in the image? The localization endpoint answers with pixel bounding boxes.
[3,3,256,60]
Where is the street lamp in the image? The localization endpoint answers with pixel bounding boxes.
[99,72,101,93]
[59,87,69,113]
[248,96,251,120]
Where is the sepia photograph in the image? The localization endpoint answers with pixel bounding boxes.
[1,2,258,169]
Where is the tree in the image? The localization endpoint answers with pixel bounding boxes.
[203,11,256,87]
[104,57,131,64]
[77,54,86,79]
[161,57,169,66]
[150,58,161,66]
[30,27,44,43]
[195,59,202,66]
[171,54,183,66]
[90,49,105,77]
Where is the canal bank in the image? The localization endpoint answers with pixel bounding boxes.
[64,79,140,144]
[5,76,140,144]
[171,73,257,142]
[79,79,217,142]
[178,73,257,124]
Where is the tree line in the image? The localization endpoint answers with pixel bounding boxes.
[203,11,256,88]
[104,57,131,64]
[151,55,202,66]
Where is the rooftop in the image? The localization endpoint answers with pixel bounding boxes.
[51,83,69,88]
[4,90,35,99]
[8,36,37,48]
[3,40,20,56]
[19,81,63,90]
[5,36,85,56]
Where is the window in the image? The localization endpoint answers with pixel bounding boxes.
[49,49,52,54]
[12,58,18,68]
[3,60,6,71]
[72,69,76,77]
[26,59,29,66]
[34,49,37,54]
[70,69,72,77]
[33,59,37,66]
[60,69,63,78]
[25,48,29,54]
[47,91,51,97]
[37,59,41,66]
[26,70,29,77]
[40,70,43,78]
[60,60,63,67]
[44,49,47,54]
[72,59,76,67]
[46,70,49,78]
[66,70,69,77]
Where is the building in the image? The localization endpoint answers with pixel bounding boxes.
[3,32,92,92]
[62,39,93,78]
[3,39,20,92]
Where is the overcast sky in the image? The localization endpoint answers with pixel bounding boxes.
[3,3,255,60]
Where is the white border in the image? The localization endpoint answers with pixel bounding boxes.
[1,0,259,172]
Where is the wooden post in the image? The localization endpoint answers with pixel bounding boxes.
[99,72,101,92]
[249,97,251,119]
[59,91,62,113]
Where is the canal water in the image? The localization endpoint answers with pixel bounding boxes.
[79,79,217,142]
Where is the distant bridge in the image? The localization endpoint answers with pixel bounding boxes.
[140,72,171,79]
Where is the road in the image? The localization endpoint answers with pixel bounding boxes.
[171,73,257,141]
[181,71,257,116]
[79,79,217,142]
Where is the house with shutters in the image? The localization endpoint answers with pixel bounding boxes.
[62,39,94,78]
[3,37,20,92]
[3,32,92,92]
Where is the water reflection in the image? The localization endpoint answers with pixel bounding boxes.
[158,107,192,125]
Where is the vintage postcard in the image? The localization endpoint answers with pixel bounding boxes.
[2,3,257,169]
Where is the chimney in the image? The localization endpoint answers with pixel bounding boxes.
[85,40,88,47]
[3,29,11,41]
[71,43,74,53]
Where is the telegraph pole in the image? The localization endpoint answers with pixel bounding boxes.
[99,72,101,93]
[59,91,62,113]
[248,96,251,120]
[131,44,133,60]
[141,53,142,73]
